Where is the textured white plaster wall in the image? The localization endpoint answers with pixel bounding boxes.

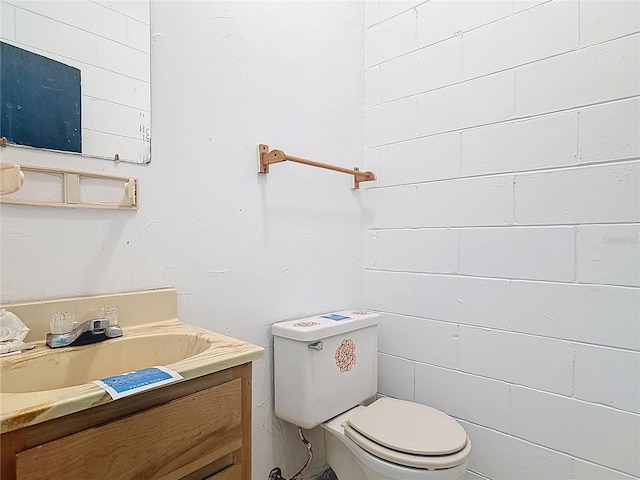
[364,1,640,479]
[0,2,366,478]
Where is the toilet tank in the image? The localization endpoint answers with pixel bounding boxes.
[272,310,379,429]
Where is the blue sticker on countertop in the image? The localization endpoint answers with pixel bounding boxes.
[321,314,351,321]
[93,366,183,400]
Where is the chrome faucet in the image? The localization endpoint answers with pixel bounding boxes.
[46,318,123,348]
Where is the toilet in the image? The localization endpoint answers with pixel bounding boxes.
[272,310,471,480]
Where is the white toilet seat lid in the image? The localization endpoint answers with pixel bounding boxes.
[346,397,468,456]
[344,421,471,470]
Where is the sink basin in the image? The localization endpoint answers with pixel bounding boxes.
[0,316,264,435]
[0,333,211,393]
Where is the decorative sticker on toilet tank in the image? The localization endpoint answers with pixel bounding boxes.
[293,321,321,327]
[335,339,356,372]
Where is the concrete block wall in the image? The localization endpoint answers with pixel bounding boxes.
[364,1,639,478]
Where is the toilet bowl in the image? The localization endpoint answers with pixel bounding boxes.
[322,398,471,480]
[272,311,472,480]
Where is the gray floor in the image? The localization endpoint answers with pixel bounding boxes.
[315,468,338,480]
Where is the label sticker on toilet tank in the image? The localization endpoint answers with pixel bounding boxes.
[321,314,351,321]
[93,366,183,400]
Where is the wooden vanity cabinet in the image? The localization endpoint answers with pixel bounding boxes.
[0,363,253,480]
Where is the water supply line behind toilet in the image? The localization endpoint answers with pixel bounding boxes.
[268,427,313,480]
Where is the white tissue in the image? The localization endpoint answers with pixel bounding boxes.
[0,308,30,354]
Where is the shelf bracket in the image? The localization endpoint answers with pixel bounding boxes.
[258,144,375,189]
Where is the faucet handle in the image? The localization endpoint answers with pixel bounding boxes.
[49,312,74,334]
[100,306,119,326]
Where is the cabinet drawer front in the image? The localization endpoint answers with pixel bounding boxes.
[16,379,243,480]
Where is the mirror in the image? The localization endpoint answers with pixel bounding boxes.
[0,0,150,164]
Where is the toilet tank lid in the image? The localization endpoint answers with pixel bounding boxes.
[271,310,379,341]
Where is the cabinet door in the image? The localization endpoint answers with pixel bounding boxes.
[16,379,242,480]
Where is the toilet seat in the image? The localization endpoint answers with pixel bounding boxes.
[343,397,471,470]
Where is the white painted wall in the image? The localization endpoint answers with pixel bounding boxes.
[1,1,365,478]
[364,1,639,479]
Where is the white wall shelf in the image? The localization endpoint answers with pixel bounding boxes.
[0,163,137,210]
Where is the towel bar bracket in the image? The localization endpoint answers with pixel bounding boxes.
[258,144,375,189]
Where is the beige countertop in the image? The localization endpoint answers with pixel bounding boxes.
[0,318,264,434]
